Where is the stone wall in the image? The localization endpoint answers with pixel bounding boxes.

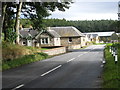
[60,37,81,46]
[67,44,81,50]
[42,47,66,55]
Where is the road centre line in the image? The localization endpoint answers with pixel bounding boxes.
[67,58,75,62]
[41,65,62,77]
[12,84,24,90]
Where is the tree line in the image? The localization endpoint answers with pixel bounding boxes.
[20,18,120,33]
[43,19,120,33]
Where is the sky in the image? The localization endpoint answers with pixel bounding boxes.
[48,0,120,20]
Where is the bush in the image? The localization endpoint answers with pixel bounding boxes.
[6,28,17,43]
[2,42,32,61]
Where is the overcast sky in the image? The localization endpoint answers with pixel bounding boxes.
[48,0,119,20]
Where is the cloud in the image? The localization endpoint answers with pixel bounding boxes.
[48,2,118,20]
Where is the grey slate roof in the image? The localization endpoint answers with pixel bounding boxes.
[20,28,39,38]
[47,30,61,38]
[49,26,84,37]
[84,31,115,37]
[92,34,98,38]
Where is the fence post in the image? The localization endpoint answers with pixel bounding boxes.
[113,47,116,56]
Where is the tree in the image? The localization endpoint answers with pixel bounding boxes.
[15,1,23,44]
[2,2,16,41]
[22,1,72,30]
[2,2,7,41]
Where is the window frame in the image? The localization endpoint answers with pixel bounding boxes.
[41,38,49,44]
[68,37,72,43]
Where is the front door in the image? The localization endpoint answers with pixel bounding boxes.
[27,40,32,46]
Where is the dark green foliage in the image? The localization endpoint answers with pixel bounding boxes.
[42,19,119,33]
[6,28,17,43]
[20,18,119,33]
[21,2,72,30]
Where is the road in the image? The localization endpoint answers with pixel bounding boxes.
[2,45,105,89]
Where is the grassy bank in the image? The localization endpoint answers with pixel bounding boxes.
[102,43,120,88]
[2,42,49,71]
[2,52,49,70]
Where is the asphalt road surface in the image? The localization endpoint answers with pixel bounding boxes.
[2,45,105,89]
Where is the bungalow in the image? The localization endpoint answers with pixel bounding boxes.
[40,26,85,49]
[19,26,85,49]
[49,27,85,48]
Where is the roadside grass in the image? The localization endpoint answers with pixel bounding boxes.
[26,46,48,51]
[2,41,49,61]
[2,52,49,70]
[94,43,112,45]
[2,42,50,71]
[102,43,120,88]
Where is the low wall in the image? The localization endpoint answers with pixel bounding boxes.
[68,44,81,50]
[42,47,66,55]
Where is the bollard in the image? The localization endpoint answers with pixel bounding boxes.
[115,55,118,64]
[115,48,118,64]
[113,48,116,56]
[109,46,111,52]
[103,49,106,65]
[111,47,114,55]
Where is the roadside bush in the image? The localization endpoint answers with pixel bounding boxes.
[2,41,32,61]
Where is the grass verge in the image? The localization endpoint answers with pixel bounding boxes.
[2,52,49,71]
[102,43,120,88]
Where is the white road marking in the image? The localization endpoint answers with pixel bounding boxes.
[41,65,62,77]
[78,54,83,57]
[12,84,24,90]
[67,58,75,62]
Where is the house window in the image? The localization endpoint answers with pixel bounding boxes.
[41,38,49,44]
[69,37,72,42]
[23,41,26,45]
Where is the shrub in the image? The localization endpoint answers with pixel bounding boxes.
[2,42,32,61]
[6,28,17,43]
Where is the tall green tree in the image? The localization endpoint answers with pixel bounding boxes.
[15,1,23,44]
[2,2,16,41]
[22,1,72,30]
